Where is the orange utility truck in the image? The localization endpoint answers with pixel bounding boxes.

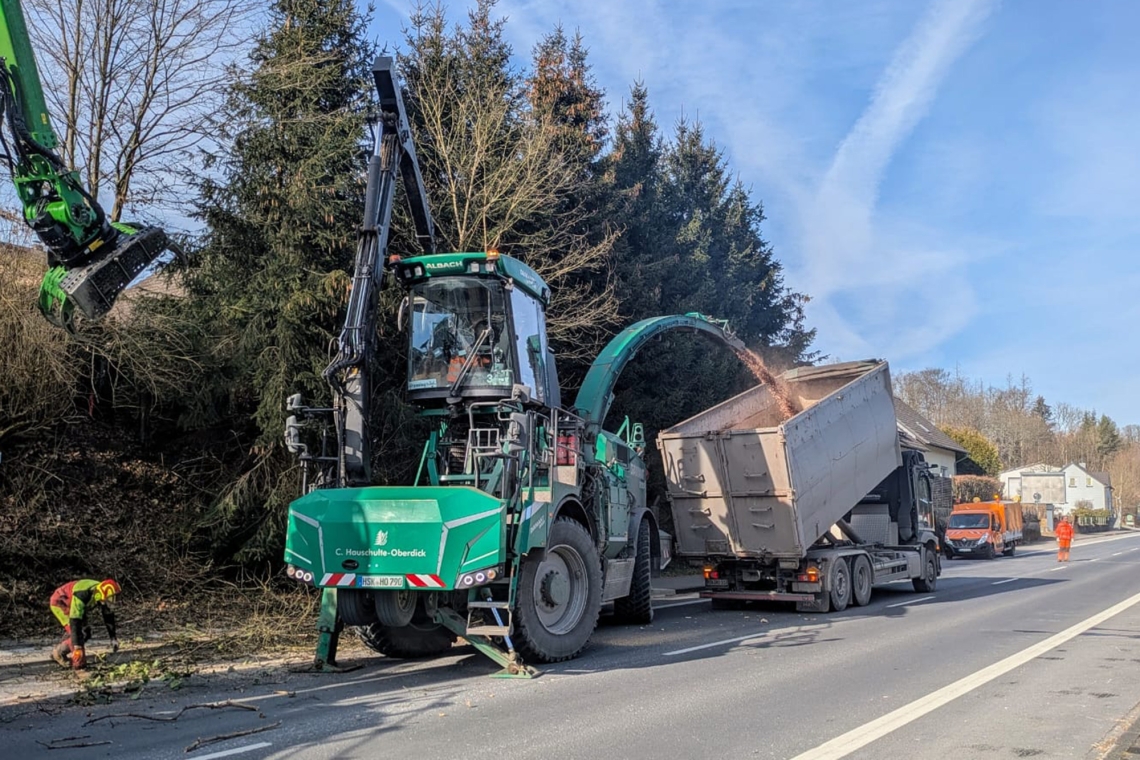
[943,500,1024,560]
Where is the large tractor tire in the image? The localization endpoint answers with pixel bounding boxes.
[613,517,654,624]
[514,518,603,663]
[356,620,457,659]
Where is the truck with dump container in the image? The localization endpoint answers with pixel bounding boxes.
[943,500,1024,559]
[657,360,941,613]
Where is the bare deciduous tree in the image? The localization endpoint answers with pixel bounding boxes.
[25,0,256,221]
[409,62,617,356]
[400,3,618,360]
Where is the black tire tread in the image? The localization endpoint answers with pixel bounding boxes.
[850,554,873,607]
[912,550,938,592]
[337,589,377,627]
[613,518,654,624]
[513,518,602,664]
[829,557,851,612]
[356,621,456,659]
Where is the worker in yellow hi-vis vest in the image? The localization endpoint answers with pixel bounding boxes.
[49,579,120,669]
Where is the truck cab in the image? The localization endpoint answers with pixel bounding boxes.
[944,500,1024,560]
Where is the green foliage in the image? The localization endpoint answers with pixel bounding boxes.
[1096,415,1123,460]
[75,658,192,705]
[143,0,377,562]
[952,474,1003,503]
[599,87,815,511]
[943,426,1002,476]
[180,0,374,443]
[1071,503,1113,531]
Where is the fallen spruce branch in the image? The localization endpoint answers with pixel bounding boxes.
[84,699,257,726]
[184,721,281,753]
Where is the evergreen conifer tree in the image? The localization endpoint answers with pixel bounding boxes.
[171,0,376,560]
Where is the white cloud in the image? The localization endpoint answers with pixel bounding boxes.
[792,0,996,359]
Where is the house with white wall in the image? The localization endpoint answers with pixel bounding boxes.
[1059,463,1113,512]
[1000,463,1062,502]
[1000,462,1113,514]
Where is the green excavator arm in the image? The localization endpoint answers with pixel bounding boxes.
[0,0,170,328]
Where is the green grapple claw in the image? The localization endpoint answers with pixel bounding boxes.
[60,226,169,321]
[37,265,74,330]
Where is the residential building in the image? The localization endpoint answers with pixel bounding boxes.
[1000,463,1062,503]
[893,398,967,477]
[1000,462,1113,513]
[1060,462,1113,512]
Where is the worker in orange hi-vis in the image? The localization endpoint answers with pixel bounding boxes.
[1055,515,1074,562]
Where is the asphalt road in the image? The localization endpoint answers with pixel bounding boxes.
[6,532,1140,759]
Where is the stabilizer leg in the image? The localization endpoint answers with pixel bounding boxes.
[435,607,538,679]
[313,587,348,671]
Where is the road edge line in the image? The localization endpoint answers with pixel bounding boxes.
[790,589,1140,760]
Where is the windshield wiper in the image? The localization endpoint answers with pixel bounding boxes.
[447,327,492,398]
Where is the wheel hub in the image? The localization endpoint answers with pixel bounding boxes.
[540,569,570,607]
[531,544,589,635]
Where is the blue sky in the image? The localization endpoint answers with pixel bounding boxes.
[368,0,1140,425]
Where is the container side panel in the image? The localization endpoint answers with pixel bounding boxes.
[719,430,802,557]
[783,364,902,547]
[659,436,743,556]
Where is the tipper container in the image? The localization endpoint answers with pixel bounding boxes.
[658,360,902,561]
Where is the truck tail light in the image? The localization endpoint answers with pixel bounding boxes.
[703,565,719,580]
[797,565,821,583]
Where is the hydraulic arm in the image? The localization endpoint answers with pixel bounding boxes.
[288,56,435,489]
[0,0,170,327]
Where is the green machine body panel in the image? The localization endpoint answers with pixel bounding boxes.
[286,485,506,589]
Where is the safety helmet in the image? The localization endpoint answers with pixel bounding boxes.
[96,578,121,602]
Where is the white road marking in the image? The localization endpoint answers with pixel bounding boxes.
[790,589,1140,760]
[192,742,273,760]
[662,624,827,657]
[1089,558,1100,562]
[1113,552,1124,556]
[655,598,710,610]
[991,578,1019,585]
[885,596,934,609]
[1131,548,1140,552]
[1049,566,1068,572]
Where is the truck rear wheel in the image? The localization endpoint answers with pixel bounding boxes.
[613,517,653,624]
[356,620,457,659]
[337,589,378,626]
[829,558,851,612]
[1003,542,1016,557]
[850,555,873,607]
[912,550,937,592]
[374,590,416,627]
[514,518,602,663]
